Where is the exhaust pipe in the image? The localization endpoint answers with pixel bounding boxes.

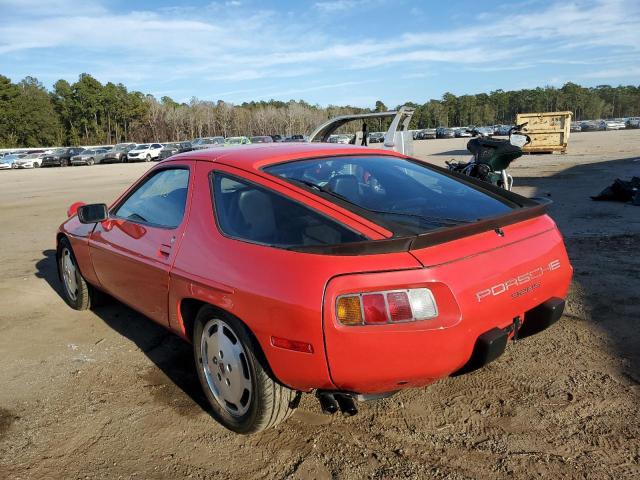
[317,392,339,414]
[335,394,358,416]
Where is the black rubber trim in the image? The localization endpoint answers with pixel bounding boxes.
[452,327,508,376]
[518,297,565,339]
[288,199,550,255]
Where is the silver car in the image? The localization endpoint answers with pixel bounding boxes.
[70,148,110,166]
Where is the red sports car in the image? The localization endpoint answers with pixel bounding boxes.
[57,143,572,433]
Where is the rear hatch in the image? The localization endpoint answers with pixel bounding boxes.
[408,214,572,332]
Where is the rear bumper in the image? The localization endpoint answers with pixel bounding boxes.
[322,223,572,394]
[453,297,565,376]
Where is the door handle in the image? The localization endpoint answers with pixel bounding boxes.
[158,243,172,257]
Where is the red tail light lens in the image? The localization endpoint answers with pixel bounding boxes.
[362,293,387,324]
[336,288,438,326]
[386,291,412,322]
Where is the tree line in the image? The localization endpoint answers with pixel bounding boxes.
[1,73,639,148]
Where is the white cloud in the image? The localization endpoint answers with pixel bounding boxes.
[582,66,640,79]
[0,0,638,104]
[314,1,362,12]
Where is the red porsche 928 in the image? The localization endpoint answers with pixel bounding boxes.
[57,143,572,433]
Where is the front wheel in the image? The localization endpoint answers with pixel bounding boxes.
[57,238,91,310]
[86,158,95,166]
[193,307,299,434]
[145,154,151,162]
[33,162,40,168]
[61,158,68,167]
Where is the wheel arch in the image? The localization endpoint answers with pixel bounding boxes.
[179,298,278,379]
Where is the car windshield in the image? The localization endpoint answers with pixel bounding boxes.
[53,148,66,154]
[265,156,514,235]
[24,153,41,159]
[165,143,180,149]
[83,150,95,155]
[226,137,243,144]
[136,144,150,149]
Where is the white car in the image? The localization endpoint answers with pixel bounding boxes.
[14,152,46,169]
[126,143,164,162]
[601,120,626,130]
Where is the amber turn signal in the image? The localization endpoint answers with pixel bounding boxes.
[336,295,364,325]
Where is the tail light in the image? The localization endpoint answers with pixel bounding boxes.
[336,288,438,326]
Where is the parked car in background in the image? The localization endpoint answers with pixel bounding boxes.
[600,120,626,130]
[455,128,472,138]
[14,152,46,168]
[495,125,513,136]
[570,122,582,132]
[270,134,285,142]
[250,136,274,144]
[102,143,137,163]
[580,121,602,132]
[158,142,193,160]
[328,134,352,144]
[285,134,306,142]
[475,126,495,137]
[0,153,27,169]
[415,129,436,140]
[127,143,164,162]
[225,136,251,146]
[626,117,640,129]
[436,127,455,139]
[191,137,225,150]
[71,148,110,166]
[369,132,385,143]
[41,147,85,167]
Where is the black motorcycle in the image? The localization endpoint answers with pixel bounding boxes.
[446,123,530,190]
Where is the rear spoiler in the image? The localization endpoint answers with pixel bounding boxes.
[289,198,551,255]
[286,161,553,256]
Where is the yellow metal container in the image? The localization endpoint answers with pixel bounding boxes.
[516,111,572,153]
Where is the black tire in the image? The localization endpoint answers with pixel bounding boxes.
[57,237,92,310]
[87,157,95,166]
[61,158,68,167]
[193,306,299,434]
[121,155,127,163]
[145,154,151,162]
[33,162,39,168]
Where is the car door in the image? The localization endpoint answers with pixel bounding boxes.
[89,164,193,324]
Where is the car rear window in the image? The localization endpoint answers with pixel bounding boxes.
[211,173,366,248]
[264,155,513,235]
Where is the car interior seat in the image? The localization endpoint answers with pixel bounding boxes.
[237,189,277,243]
[326,174,360,203]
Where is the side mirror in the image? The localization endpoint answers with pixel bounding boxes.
[77,203,108,224]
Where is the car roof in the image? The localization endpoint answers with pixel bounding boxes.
[164,142,401,172]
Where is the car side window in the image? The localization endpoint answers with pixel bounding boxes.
[152,144,162,149]
[114,168,190,228]
[211,173,366,248]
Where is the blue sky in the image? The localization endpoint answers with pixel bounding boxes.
[1,0,639,107]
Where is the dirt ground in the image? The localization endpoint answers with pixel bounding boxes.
[0,130,639,479]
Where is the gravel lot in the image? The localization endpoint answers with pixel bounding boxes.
[1,130,639,479]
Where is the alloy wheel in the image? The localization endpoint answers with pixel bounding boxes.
[199,318,253,417]
[61,248,78,301]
